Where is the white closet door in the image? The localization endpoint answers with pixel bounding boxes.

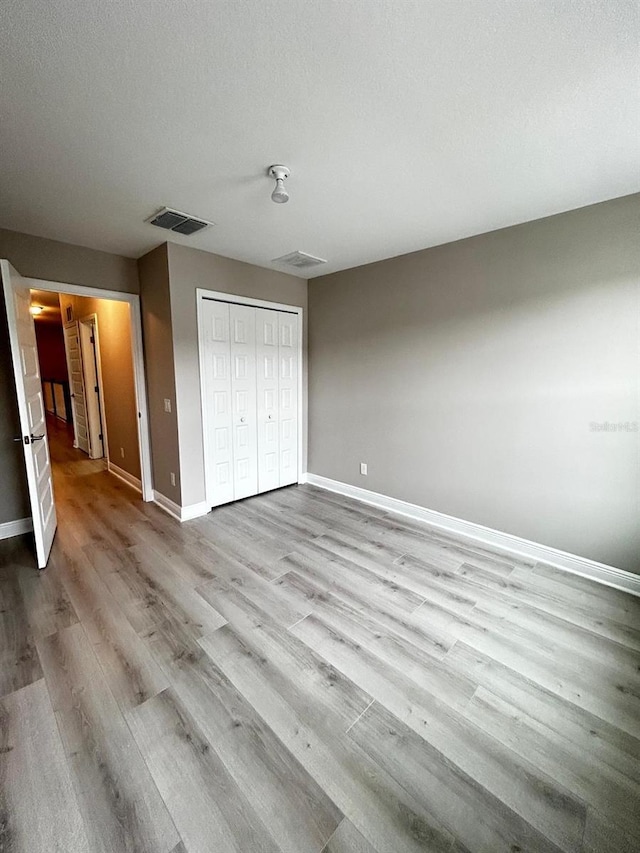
[278,312,298,487]
[201,300,234,506]
[230,304,258,499]
[256,308,280,493]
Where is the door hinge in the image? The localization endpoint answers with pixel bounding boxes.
[95,385,99,392]
[99,433,103,440]
[90,335,95,344]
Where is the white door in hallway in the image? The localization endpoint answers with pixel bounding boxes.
[230,304,258,500]
[200,297,300,507]
[79,317,105,460]
[1,259,57,568]
[63,321,90,454]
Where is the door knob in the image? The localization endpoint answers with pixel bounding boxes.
[30,434,45,442]
[240,417,246,423]
[268,414,273,419]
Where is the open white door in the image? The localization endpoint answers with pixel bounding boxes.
[1,260,57,568]
[63,320,90,454]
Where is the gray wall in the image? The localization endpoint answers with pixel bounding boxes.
[166,243,308,508]
[0,228,138,293]
[137,245,181,502]
[308,194,640,574]
[0,228,139,529]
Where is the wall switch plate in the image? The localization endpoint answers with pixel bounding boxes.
[170,472,176,487]
[360,462,368,475]
[164,398,172,413]
[120,447,125,459]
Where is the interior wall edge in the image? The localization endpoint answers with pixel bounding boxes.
[152,490,208,523]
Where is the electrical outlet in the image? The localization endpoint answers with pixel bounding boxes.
[360,462,368,475]
[170,472,176,487]
[120,447,125,459]
[163,398,172,413]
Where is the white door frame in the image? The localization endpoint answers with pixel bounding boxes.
[196,288,304,508]
[24,277,153,501]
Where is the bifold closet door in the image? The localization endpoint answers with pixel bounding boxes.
[202,298,299,507]
[229,304,258,499]
[256,308,280,493]
[201,300,234,506]
[278,312,298,487]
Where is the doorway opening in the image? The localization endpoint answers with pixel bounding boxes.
[2,262,153,567]
[30,284,150,496]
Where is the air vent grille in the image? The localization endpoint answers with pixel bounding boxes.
[272,251,327,269]
[146,207,214,236]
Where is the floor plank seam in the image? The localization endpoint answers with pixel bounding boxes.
[409,596,428,614]
[287,610,314,630]
[344,698,375,734]
[121,698,185,852]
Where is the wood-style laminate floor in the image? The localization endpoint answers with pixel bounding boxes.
[1,419,639,853]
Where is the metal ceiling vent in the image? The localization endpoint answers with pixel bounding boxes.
[146,207,214,236]
[272,251,327,269]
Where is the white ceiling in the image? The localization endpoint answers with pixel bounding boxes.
[1,1,638,279]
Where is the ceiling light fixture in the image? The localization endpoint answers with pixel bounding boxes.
[29,305,44,316]
[268,165,290,204]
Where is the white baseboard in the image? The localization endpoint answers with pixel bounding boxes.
[305,473,640,598]
[108,460,142,493]
[181,501,209,521]
[0,517,33,540]
[153,491,209,523]
[153,490,181,521]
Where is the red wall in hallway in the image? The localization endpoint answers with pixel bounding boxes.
[35,320,68,382]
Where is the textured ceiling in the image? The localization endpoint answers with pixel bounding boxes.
[1,0,639,278]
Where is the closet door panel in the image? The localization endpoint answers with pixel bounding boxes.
[202,300,234,506]
[256,308,280,493]
[230,304,258,499]
[278,313,298,487]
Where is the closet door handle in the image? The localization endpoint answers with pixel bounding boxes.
[240,417,246,423]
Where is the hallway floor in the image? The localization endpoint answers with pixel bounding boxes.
[1,427,639,852]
